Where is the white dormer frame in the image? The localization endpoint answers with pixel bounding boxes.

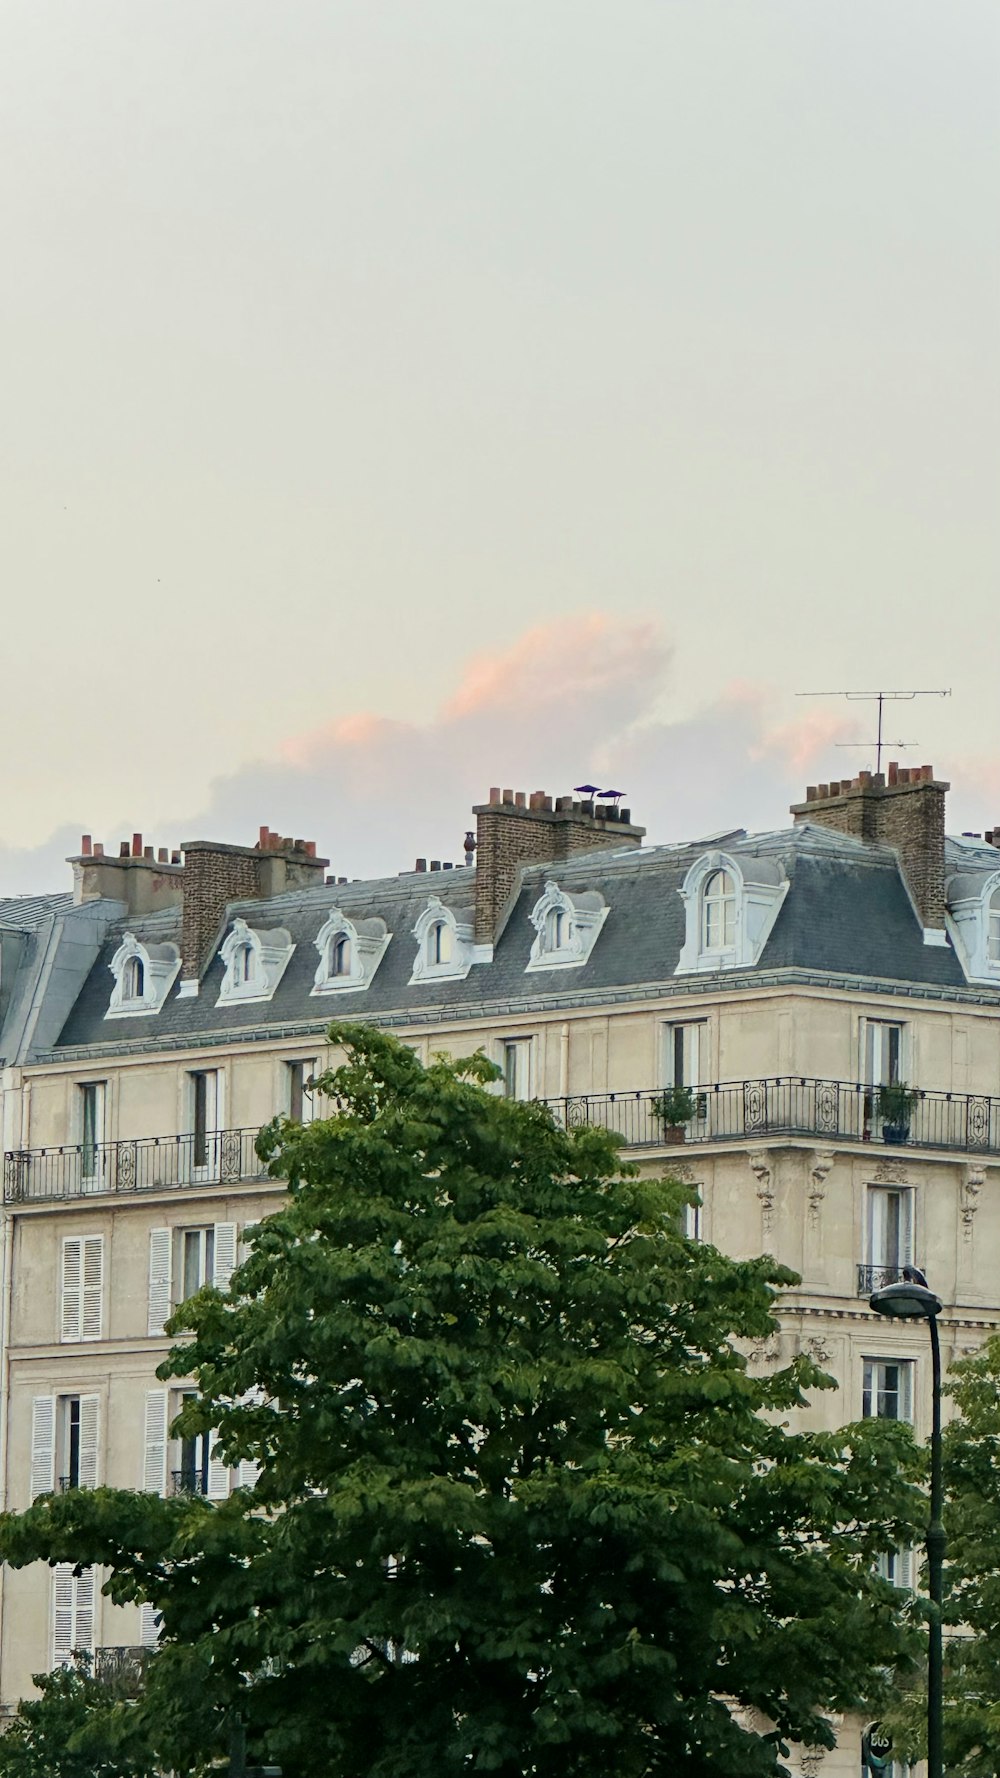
[675,850,788,975]
[947,868,1000,985]
[525,880,609,973]
[106,932,180,1019]
[409,896,479,985]
[216,917,295,1007]
[311,908,391,996]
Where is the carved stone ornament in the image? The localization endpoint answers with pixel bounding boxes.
[808,1150,834,1217]
[667,1162,697,1185]
[871,1158,908,1185]
[748,1333,782,1367]
[800,1752,826,1777]
[802,1334,833,1366]
[748,1148,774,1230]
[962,1164,986,1236]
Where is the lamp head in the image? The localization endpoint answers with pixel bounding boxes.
[869,1279,942,1321]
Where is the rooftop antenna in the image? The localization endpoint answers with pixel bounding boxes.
[795,689,951,777]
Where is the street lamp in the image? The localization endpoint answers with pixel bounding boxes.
[869,1271,945,1778]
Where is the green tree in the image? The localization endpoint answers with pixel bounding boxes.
[0,1026,923,1778]
[0,1659,158,1778]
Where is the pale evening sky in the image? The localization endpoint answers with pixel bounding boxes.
[0,3,997,891]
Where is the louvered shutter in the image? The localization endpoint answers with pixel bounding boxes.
[61,1238,82,1341]
[139,1602,161,1648]
[213,1223,237,1292]
[78,1394,100,1489]
[73,1566,95,1653]
[147,1228,173,1336]
[142,1390,168,1496]
[237,1454,262,1489]
[30,1396,55,1501]
[207,1432,230,1500]
[52,1564,74,1665]
[901,1191,915,1268]
[81,1236,103,1340]
[238,1221,259,1265]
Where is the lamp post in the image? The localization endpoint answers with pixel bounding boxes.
[869,1274,945,1778]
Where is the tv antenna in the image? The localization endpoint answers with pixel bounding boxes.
[796,688,951,776]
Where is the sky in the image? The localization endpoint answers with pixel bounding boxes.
[0,3,997,891]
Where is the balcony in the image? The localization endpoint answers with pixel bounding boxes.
[4,1128,270,1204]
[171,1469,208,1497]
[856,1264,906,1296]
[93,1646,152,1696]
[544,1077,1000,1157]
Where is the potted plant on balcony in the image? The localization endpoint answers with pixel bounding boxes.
[876,1081,916,1145]
[650,1085,696,1144]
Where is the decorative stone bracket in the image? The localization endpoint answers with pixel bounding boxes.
[962,1164,987,1237]
[808,1150,834,1219]
[748,1147,775,1233]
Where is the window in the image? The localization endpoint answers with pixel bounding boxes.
[288,1059,318,1125]
[79,1083,105,1187]
[701,870,736,951]
[867,1185,914,1283]
[122,955,144,1000]
[525,880,608,973]
[189,1071,219,1174]
[875,1547,914,1591]
[864,1019,904,1086]
[429,921,452,966]
[313,908,391,995]
[863,1359,914,1423]
[663,1021,706,1090]
[681,1199,702,1241]
[330,934,351,976]
[147,1222,237,1336]
[29,1394,97,1500]
[502,1039,532,1100]
[544,908,565,953]
[61,1235,104,1342]
[173,1390,229,1500]
[216,917,294,1006]
[51,1564,95,1665]
[232,943,255,988]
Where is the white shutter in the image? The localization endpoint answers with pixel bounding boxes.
[142,1390,168,1496]
[81,1236,103,1341]
[213,1223,237,1292]
[61,1238,82,1342]
[901,1191,914,1268]
[73,1566,95,1653]
[51,1564,74,1664]
[30,1396,55,1501]
[147,1228,173,1336]
[139,1602,160,1648]
[238,1221,259,1265]
[237,1455,262,1489]
[78,1394,100,1489]
[207,1432,230,1500]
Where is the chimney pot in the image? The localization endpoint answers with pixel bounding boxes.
[94,842,104,857]
[338,876,347,884]
[818,784,829,801]
[304,840,316,858]
[443,861,453,869]
[171,850,181,864]
[502,788,514,805]
[81,834,92,855]
[888,761,899,785]
[514,792,526,809]
[430,860,441,871]
[489,787,502,805]
[259,825,270,848]
[859,770,871,786]
[529,792,544,811]
[119,841,130,858]
[621,808,631,824]
[158,848,168,862]
[416,858,427,872]
[143,846,153,859]
[132,833,142,856]
[542,796,553,812]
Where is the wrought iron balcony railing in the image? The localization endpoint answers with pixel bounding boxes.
[856,1264,906,1296]
[6,1077,1000,1206]
[171,1469,209,1497]
[93,1646,152,1694]
[4,1127,269,1204]
[544,1077,1000,1157]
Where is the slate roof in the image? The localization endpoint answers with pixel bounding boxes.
[0,892,73,931]
[49,822,974,1056]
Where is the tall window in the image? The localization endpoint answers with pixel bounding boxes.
[231,943,255,989]
[288,1059,318,1124]
[502,1039,532,1101]
[664,1021,705,1090]
[429,921,453,966]
[176,1390,210,1496]
[122,956,144,1001]
[863,1358,914,1423]
[866,1185,913,1280]
[79,1082,105,1184]
[864,1020,903,1086]
[181,1227,215,1300]
[189,1071,219,1172]
[544,908,565,953]
[989,889,1000,963]
[701,870,736,951]
[330,934,351,977]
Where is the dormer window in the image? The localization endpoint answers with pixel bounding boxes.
[676,850,788,975]
[525,880,608,973]
[409,897,477,984]
[313,909,390,995]
[106,932,180,1020]
[945,868,1000,983]
[989,890,1000,963]
[702,869,736,951]
[216,918,294,1007]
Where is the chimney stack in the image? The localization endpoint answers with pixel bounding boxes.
[68,835,184,915]
[179,830,328,988]
[472,786,644,944]
[790,763,950,929]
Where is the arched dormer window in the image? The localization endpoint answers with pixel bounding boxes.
[676,850,787,975]
[217,917,294,1006]
[106,932,180,1019]
[525,880,608,973]
[989,889,1000,964]
[701,869,736,952]
[409,896,476,985]
[313,908,390,996]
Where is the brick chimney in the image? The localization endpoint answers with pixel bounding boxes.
[473,788,644,944]
[179,826,329,990]
[790,763,949,929]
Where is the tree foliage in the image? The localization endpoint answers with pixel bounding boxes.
[0,1659,158,1778]
[0,1026,923,1777]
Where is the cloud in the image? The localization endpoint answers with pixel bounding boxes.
[0,612,986,897]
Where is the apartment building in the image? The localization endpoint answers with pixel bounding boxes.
[0,767,998,1777]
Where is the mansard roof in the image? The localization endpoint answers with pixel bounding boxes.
[45,820,972,1057]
